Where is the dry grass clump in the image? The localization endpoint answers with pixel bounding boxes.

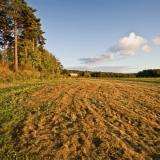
[0,62,14,82]
[0,62,41,83]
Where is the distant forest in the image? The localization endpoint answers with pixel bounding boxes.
[63,69,160,78]
[0,0,63,78]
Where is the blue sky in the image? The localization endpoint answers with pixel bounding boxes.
[27,0,160,73]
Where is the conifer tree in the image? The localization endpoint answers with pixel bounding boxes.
[1,0,35,71]
[0,2,13,61]
[0,0,63,78]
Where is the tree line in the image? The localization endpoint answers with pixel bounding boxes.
[0,0,63,78]
[63,69,137,78]
[137,69,160,77]
[63,69,160,78]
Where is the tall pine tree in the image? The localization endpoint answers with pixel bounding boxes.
[0,0,37,71]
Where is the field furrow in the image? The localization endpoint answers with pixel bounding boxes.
[0,79,160,159]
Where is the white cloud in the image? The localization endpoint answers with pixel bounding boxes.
[108,32,147,56]
[78,54,115,64]
[152,37,160,45]
[78,32,150,66]
[141,45,151,52]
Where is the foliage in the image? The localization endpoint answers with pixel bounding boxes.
[84,71,91,78]
[137,69,160,77]
[65,69,136,78]
[0,0,63,78]
[64,69,160,78]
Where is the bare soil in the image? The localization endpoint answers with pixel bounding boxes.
[11,79,160,159]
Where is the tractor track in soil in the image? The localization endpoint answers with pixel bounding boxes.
[5,79,160,159]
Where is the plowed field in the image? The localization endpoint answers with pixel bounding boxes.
[1,79,160,159]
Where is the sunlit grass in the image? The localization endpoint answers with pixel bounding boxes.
[89,77,160,84]
[0,79,77,157]
[114,78,160,84]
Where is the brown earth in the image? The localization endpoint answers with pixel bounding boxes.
[12,79,160,159]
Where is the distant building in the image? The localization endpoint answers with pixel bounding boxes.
[70,73,78,78]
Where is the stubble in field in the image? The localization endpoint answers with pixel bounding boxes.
[1,79,160,159]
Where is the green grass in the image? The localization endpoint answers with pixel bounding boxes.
[114,78,160,84]
[89,77,160,84]
[0,78,77,157]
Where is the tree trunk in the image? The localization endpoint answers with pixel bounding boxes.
[14,18,18,72]
[25,45,27,63]
[32,38,34,52]
[3,40,6,61]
